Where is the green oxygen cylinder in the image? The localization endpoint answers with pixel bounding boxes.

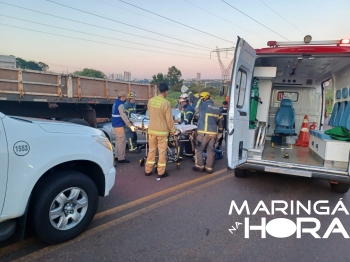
[249,78,259,129]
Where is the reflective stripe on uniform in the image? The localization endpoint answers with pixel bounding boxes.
[195,164,204,168]
[158,163,166,167]
[129,138,134,150]
[148,130,169,136]
[197,130,217,135]
[147,161,155,164]
[112,114,121,117]
[195,149,198,166]
[195,99,201,109]
[150,96,167,108]
[204,113,219,132]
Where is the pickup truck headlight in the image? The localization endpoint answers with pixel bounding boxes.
[93,135,113,151]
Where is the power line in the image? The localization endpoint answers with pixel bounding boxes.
[259,0,304,34]
[0,14,209,57]
[96,0,194,33]
[221,0,290,41]
[45,0,214,50]
[114,0,235,44]
[183,0,268,40]
[0,23,212,60]
[0,2,210,52]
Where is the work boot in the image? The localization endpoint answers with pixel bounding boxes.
[185,152,194,158]
[118,159,130,163]
[129,148,141,154]
[157,172,169,181]
[192,166,204,172]
[145,171,152,176]
[205,167,213,174]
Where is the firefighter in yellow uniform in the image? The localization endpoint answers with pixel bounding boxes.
[145,83,177,180]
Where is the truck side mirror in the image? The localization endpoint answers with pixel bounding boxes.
[219,86,225,97]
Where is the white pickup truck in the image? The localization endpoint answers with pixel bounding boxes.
[0,112,116,244]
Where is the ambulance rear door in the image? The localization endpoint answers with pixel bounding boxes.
[227,37,256,169]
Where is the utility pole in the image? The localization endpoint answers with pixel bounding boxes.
[210,46,235,95]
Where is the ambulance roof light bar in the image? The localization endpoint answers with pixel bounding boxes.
[267,35,350,47]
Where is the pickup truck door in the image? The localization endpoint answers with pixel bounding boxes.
[0,118,9,216]
[227,37,256,169]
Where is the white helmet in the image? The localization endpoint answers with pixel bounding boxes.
[178,98,187,103]
[179,93,189,99]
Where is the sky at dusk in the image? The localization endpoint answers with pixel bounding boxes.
[1,0,350,79]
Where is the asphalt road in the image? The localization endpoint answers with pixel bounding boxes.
[1,146,350,262]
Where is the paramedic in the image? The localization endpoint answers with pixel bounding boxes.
[124,92,140,153]
[175,93,189,110]
[181,85,204,124]
[175,98,182,109]
[112,91,136,163]
[216,100,228,149]
[145,83,177,180]
[179,97,195,158]
[191,92,224,173]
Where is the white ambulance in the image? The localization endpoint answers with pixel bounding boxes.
[226,36,350,193]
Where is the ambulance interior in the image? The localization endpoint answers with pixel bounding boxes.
[247,55,350,171]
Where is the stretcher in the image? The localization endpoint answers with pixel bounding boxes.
[130,116,197,170]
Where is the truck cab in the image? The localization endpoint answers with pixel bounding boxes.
[227,37,350,193]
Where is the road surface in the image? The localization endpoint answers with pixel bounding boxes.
[1,147,350,262]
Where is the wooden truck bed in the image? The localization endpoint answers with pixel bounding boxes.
[0,67,156,105]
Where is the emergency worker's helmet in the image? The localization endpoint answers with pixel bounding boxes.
[127,92,136,99]
[178,98,187,103]
[200,91,210,99]
[179,93,189,99]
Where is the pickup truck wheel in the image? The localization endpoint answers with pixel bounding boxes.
[234,168,247,178]
[31,171,98,244]
[330,182,350,193]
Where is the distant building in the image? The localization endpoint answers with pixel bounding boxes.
[196,73,201,82]
[124,71,131,81]
[116,74,123,80]
[0,55,16,68]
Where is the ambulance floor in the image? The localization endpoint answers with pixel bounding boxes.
[261,141,325,168]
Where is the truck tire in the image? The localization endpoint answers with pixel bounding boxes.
[330,182,350,193]
[31,170,99,244]
[234,168,247,178]
[62,118,90,127]
[0,220,17,241]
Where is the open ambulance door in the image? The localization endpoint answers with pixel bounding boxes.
[227,37,256,169]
